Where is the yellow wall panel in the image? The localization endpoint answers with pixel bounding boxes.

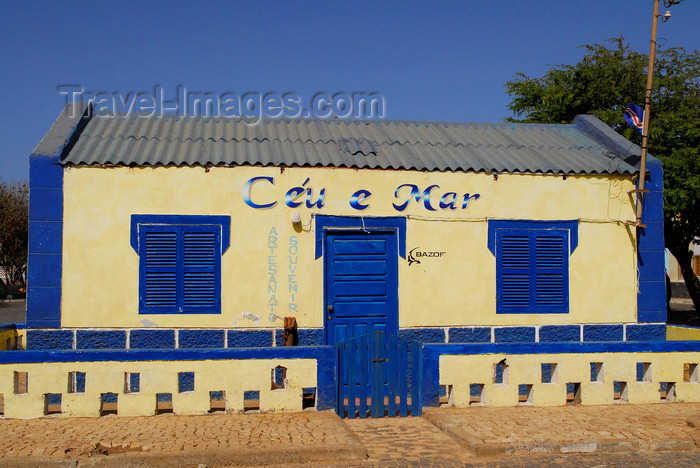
[62,166,637,329]
[0,358,316,419]
[667,326,700,341]
[440,351,700,408]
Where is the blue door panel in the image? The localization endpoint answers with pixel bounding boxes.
[333,260,387,276]
[334,301,387,317]
[333,239,387,255]
[325,230,398,347]
[335,280,387,297]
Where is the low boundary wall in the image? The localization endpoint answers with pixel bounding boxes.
[7,338,700,418]
[0,346,334,419]
[423,341,700,408]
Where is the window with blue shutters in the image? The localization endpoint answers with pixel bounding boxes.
[488,220,577,314]
[130,215,231,314]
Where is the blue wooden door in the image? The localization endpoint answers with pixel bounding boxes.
[325,230,398,346]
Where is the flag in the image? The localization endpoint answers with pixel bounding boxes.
[624,104,644,135]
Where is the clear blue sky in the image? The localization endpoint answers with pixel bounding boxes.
[1,0,698,183]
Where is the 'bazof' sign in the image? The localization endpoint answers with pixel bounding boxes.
[242,177,480,212]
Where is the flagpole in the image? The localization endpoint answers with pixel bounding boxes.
[634,0,661,227]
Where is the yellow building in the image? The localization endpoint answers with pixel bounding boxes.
[10,101,689,419]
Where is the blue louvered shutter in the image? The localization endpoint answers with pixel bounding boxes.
[534,232,568,312]
[141,228,178,313]
[139,224,221,314]
[182,228,220,313]
[497,232,531,312]
[497,229,568,313]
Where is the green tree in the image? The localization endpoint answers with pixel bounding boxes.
[0,180,29,287]
[505,36,700,315]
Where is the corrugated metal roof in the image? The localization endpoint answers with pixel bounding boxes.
[62,112,642,175]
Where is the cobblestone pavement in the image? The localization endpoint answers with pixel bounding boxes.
[424,403,700,453]
[0,411,365,466]
[471,451,700,467]
[280,403,700,467]
[293,450,700,467]
[2,403,700,467]
[341,416,471,466]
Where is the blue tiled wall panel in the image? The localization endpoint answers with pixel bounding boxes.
[76,330,127,349]
[638,281,667,309]
[298,328,324,346]
[274,329,287,346]
[25,288,61,325]
[399,328,445,343]
[644,163,663,192]
[27,329,73,349]
[637,309,666,325]
[43,254,62,287]
[228,330,273,348]
[28,221,63,254]
[643,191,664,218]
[637,250,666,282]
[538,325,580,342]
[448,327,491,343]
[637,159,665,324]
[28,155,64,329]
[26,254,45,286]
[130,330,176,349]
[29,156,63,188]
[638,281,668,316]
[29,187,63,222]
[178,329,225,348]
[583,324,624,342]
[638,222,665,251]
[494,327,536,343]
[273,328,325,346]
[626,324,666,342]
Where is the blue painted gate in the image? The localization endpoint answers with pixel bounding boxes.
[336,330,423,418]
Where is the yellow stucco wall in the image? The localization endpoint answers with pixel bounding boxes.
[667,326,700,341]
[1,358,316,418]
[62,165,637,329]
[441,352,700,407]
[0,328,25,350]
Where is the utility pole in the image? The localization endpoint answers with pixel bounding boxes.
[635,0,679,226]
